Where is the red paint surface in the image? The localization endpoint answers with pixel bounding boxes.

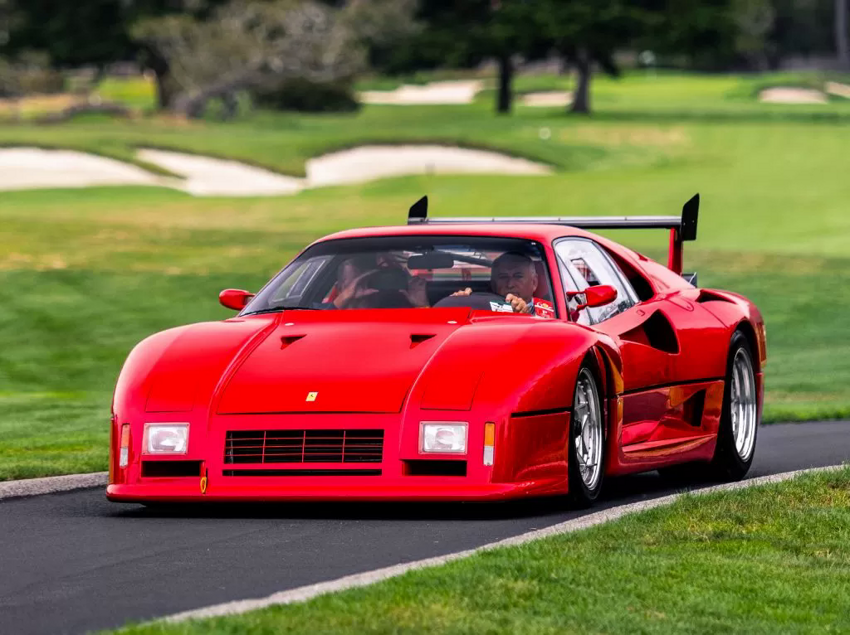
[108,222,765,503]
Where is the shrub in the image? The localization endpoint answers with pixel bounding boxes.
[253,77,360,113]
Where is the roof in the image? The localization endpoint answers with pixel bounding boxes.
[314,223,595,245]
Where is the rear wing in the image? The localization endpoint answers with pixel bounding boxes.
[407,194,700,275]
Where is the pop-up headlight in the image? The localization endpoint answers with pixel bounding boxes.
[143,423,189,454]
[420,422,467,454]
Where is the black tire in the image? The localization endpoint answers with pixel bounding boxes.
[659,330,759,484]
[567,363,605,507]
[710,330,759,481]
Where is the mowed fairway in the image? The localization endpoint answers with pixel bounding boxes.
[1,72,849,480]
[114,467,850,635]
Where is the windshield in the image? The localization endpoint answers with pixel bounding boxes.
[243,236,556,316]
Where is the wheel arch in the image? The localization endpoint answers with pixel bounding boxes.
[585,343,623,443]
[733,319,761,373]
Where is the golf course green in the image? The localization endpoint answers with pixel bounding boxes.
[1,71,849,480]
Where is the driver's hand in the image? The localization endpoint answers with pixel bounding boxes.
[506,293,532,314]
[333,269,378,308]
[451,287,473,297]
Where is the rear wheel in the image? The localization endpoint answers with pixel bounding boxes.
[658,330,758,483]
[568,365,605,506]
[711,331,759,481]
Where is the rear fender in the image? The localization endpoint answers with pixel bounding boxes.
[695,289,766,371]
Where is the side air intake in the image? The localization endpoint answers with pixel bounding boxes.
[621,311,680,355]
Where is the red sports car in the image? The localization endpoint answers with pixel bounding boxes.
[107,194,765,506]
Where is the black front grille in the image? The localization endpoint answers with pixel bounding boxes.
[224,430,384,464]
[223,469,382,477]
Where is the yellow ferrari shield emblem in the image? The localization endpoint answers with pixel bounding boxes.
[306,391,318,402]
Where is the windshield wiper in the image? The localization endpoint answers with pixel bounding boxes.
[243,305,319,316]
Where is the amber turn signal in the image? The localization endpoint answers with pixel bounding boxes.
[119,424,131,468]
[483,422,495,466]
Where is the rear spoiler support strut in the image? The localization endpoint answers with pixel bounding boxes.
[667,194,699,275]
[407,194,700,275]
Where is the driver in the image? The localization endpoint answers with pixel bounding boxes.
[453,251,538,314]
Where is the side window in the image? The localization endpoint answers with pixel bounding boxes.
[555,239,638,323]
[271,257,332,304]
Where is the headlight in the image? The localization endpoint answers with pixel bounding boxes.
[143,423,189,454]
[420,422,467,454]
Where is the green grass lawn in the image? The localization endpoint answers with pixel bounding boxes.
[1,72,849,480]
[112,467,850,634]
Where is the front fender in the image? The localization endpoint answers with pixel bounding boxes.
[474,321,620,416]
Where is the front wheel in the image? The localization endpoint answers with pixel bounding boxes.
[567,365,605,506]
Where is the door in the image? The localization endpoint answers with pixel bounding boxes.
[554,239,713,458]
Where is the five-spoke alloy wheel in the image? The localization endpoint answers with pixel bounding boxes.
[568,364,605,506]
[711,330,759,481]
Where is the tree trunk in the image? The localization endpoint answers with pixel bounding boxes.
[145,49,175,110]
[838,0,850,70]
[154,70,175,111]
[570,48,591,114]
[172,72,257,119]
[496,52,512,114]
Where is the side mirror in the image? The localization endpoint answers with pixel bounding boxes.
[219,289,254,311]
[568,285,618,310]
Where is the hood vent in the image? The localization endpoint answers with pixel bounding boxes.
[280,334,306,349]
[409,333,436,348]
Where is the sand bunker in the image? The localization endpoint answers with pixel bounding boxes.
[521,91,573,107]
[825,82,850,99]
[0,148,161,191]
[360,80,484,105]
[759,87,828,104]
[305,145,551,187]
[137,149,303,196]
[139,145,551,192]
[0,144,551,197]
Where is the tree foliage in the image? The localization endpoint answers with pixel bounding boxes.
[134,0,417,117]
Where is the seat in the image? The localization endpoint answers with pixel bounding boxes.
[533,261,552,301]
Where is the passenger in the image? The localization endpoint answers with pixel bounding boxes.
[375,252,429,307]
[324,255,379,309]
[326,253,429,309]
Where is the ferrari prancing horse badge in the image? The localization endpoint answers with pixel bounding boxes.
[306,392,318,402]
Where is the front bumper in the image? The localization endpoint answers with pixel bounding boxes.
[106,477,562,503]
[108,411,570,503]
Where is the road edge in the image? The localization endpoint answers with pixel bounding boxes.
[0,472,108,501]
[158,465,843,625]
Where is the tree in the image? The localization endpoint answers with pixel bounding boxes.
[135,0,416,117]
[733,0,776,70]
[0,0,231,109]
[540,0,644,114]
[538,0,743,114]
[394,0,542,114]
[0,0,131,70]
[838,0,850,68]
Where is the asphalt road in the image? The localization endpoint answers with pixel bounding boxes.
[2,421,849,635]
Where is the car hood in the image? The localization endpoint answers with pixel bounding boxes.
[216,308,475,414]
